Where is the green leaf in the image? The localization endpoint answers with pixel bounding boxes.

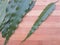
[0,0,9,26]
[0,0,35,45]
[22,2,56,42]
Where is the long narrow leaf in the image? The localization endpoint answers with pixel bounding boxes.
[22,2,56,42]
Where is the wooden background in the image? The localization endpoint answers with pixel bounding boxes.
[0,0,60,45]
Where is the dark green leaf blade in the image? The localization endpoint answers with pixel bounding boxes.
[22,2,56,42]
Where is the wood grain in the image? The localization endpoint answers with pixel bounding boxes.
[0,0,60,45]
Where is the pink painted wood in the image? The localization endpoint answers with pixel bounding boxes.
[0,0,60,45]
